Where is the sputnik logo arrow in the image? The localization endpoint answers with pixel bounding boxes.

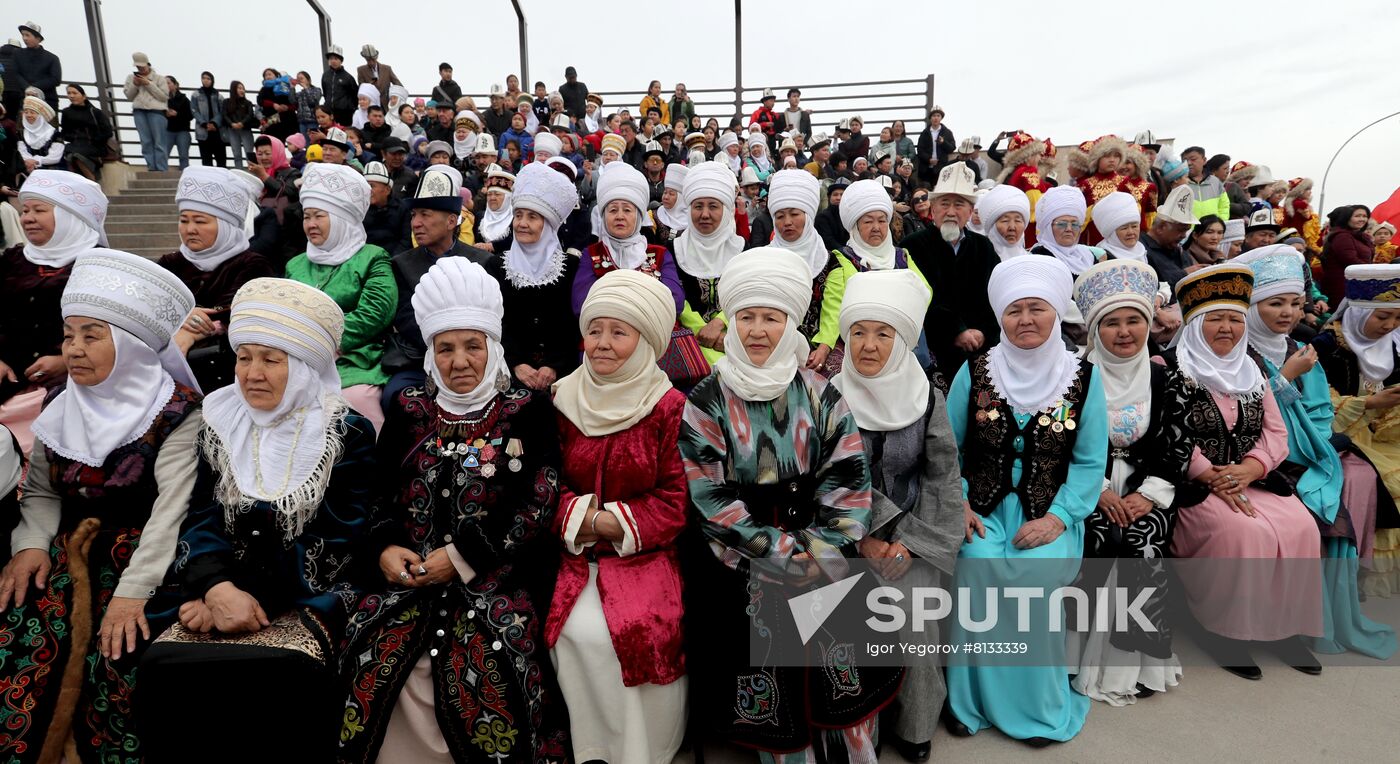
[787,572,865,644]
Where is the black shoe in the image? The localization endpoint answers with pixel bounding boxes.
[888,734,931,763]
[1202,634,1261,679]
[1024,737,1055,748]
[1260,636,1322,675]
[1223,663,1263,680]
[943,714,973,738]
[1134,683,1156,698]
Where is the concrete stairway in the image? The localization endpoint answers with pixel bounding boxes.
[105,170,182,260]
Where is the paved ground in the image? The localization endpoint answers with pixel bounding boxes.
[676,605,1400,763]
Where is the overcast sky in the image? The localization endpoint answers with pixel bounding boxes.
[21,0,1399,212]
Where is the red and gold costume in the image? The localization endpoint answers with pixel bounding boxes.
[1118,145,1159,230]
[996,132,1049,244]
[1281,177,1323,254]
[1078,135,1129,244]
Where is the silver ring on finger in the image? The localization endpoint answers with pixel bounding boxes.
[417,564,428,576]
[398,571,410,582]
[895,553,905,562]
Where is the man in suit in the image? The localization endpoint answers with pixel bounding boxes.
[915,106,955,184]
[355,43,402,106]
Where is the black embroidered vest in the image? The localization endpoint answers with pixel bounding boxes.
[1165,358,1266,507]
[47,384,201,534]
[962,353,1092,521]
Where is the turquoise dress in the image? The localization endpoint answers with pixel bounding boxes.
[1260,350,1396,659]
[944,361,1107,742]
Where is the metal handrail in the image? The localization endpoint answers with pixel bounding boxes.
[63,72,934,166]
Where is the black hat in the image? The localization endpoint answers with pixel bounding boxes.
[643,141,667,161]
[827,178,852,198]
[381,137,407,154]
[408,166,463,214]
[439,62,452,71]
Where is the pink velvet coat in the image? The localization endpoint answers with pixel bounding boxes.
[545,389,689,687]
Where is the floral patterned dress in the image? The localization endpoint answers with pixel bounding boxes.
[338,385,569,763]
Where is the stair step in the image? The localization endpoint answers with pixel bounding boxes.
[105,203,179,216]
[133,170,183,179]
[111,193,177,204]
[124,180,181,192]
[107,233,180,251]
[106,220,177,234]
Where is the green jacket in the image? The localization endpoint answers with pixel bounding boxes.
[284,244,398,387]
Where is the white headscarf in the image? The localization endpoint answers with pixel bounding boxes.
[412,258,510,415]
[977,185,1030,261]
[33,249,199,466]
[352,83,380,129]
[301,164,371,266]
[718,132,742,174]
[1092,191,1147,262]
[748,135,773,174]
[23,205,99,268]
[1076,260,1159,446]
[1175,311,1266,400]
[22,109,56,150]
[304,206,368,266]
[715,248,813,401]
[202,279,347,540]
[552,270,674,436]
[839,179,896,271]
[31,326,176,467]
[1035,185,1096,274]
[179,217,250,272]
[986,256,1080,415]
[503,162,577,288]
[1341,307,1394,387]
[18,170,108,268]
[177,166,255,271]
[479,188,514,242]
[655,199,688,233]
[594,162,651,271]
[673,161,744,278]
[768,169,829,278]
[832,271,931,431]
[1236,245,1308,369]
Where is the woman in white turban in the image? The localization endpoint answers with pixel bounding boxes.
[139,277,375,761]
[285,162,399,432]
[1236,249,1395,660]
[976,184,1031,261]
[548,270,690,764]
[678,247,898,762]
[673,161,746,364]
[943,256,1106,746]
[489,161,584,390]
[1091,191,1148,262]
[0,249,201,762]
[1069,260,1190,706]
[0,170,109,454]
[833,270,964,761]
[769,168,848,373]
[1165,264,1325,679]
[339,257,569,763]
[1030,185,1102,277]
[1317,264,1400,598]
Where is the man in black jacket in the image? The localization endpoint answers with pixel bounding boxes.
[559,66,588,119]
[358,106,392,157]
[380,166,492,407]
[14,23,60,112]
[432,63,462,106]
[915,106,954,184]
[903,163,999,382]
[1143,185,1200,297]
[363,160,411,253]
[484,86,513,136]
[815,179,851,252]
[320,45,358,126]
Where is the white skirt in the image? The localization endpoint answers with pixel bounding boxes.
[1069,566,1182,707]
[550,562,687,764]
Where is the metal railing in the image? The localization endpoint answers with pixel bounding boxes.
[66,74,935,168]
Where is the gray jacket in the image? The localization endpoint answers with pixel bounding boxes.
[191,88,226,141]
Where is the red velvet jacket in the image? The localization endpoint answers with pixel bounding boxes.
[545,389,688,687]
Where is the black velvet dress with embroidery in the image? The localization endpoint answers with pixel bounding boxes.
[337,386,570,764]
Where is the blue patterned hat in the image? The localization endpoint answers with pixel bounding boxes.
[1343,264,1400,309]
[1073,259,1159,329]
[1234,244,1306,303]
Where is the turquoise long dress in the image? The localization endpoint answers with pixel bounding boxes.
[944,362,1107,742]
[1260,350,1397,658]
